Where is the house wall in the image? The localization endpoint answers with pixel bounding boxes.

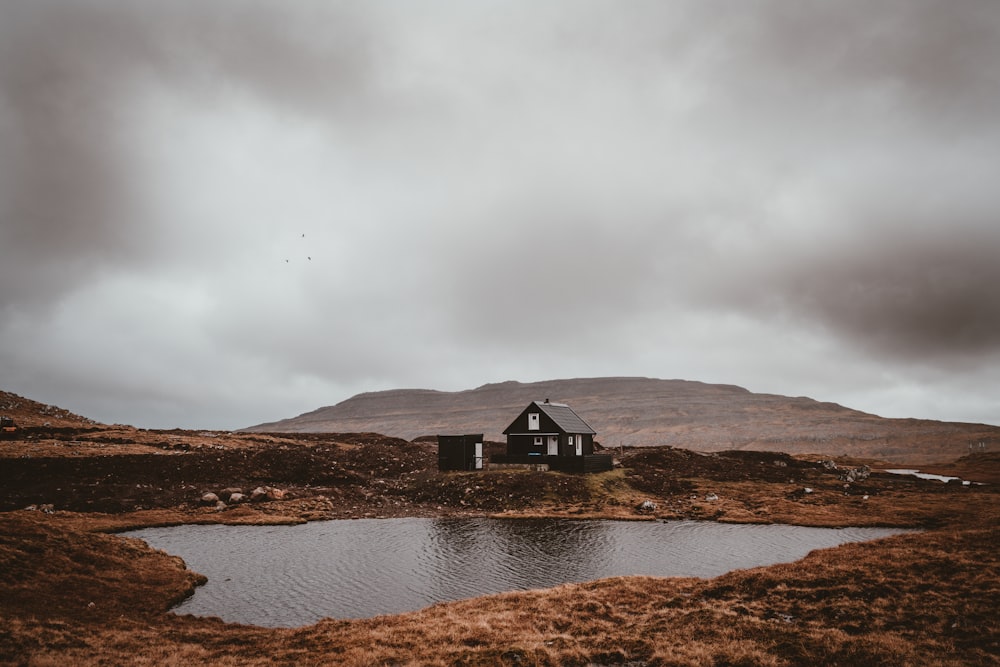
[507,433,548,457]
[557,433,594,456]
[503,402,597,459]
[507,432,594,457]
[506,406,562,434]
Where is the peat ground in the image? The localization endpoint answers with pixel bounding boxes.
[1,425,998,665]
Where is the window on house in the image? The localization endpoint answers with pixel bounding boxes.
[528,413,539,430]
[568,436,575,446]
[534,437,542,446]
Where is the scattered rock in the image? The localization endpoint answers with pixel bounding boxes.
[636,500,657,513]
[786,487,814,500]
[219,487,242,501]
[705,493,719,502]
[500,649,528,664]
[200,492,219,505]
[764,610,796,623]
[228,492,246,504]
[244,485,288,501]
[214,500,227,511]
[841,465,871,483]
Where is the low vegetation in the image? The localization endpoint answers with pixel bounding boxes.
[1,408,999,665]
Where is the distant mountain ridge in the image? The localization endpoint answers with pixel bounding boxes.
[245,377,1000,464]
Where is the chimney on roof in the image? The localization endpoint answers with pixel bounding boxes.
[544,398,550,403]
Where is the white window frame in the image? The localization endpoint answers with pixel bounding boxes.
[528,413,539,430]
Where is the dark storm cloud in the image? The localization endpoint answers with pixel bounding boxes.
[707,222,1000,365]
[0,0,372,311]
[628,0,1000,367]
[815,242,1000,363]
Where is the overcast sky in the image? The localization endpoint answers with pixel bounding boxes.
[2,1,999,430]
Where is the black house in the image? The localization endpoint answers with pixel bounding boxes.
[499,399,612,472]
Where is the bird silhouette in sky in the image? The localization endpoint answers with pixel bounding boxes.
[282,233,312,263]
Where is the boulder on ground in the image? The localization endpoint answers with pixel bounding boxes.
[841,465,871,483]
[200,492,219,505]
[636,500,657,513]
[228,492,246,504]
[248,486,288,502]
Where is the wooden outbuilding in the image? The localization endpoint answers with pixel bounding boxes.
[437,433,484,471]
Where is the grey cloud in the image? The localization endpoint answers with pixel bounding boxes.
[1,1,998,428]
[419,198,691,344]
[799,233,1000,362]
[688,1,1000,122]
[0,0,374,311]
[712,223,1000,365]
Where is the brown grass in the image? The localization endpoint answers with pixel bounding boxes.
[2,439,999,666]
[3,520,997,666]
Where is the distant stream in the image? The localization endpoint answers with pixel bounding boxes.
[126,518,910,627]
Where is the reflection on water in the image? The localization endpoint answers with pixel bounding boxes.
[125,518,909,627]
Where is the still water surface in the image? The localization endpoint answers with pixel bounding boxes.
[126,518,908,627]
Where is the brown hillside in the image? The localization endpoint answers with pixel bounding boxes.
[245,377,1000,464]
[0,390,100,428]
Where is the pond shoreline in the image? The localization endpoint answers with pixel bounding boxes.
[126,517,915,627]
[2,437,998,665]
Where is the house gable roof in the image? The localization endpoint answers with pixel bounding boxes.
[503,400,596,435]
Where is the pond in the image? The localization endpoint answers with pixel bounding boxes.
[884,468,973,485]
[125,518,909,627]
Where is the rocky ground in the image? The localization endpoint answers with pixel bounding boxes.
[1,411,999,665]
[4,424,995,527]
